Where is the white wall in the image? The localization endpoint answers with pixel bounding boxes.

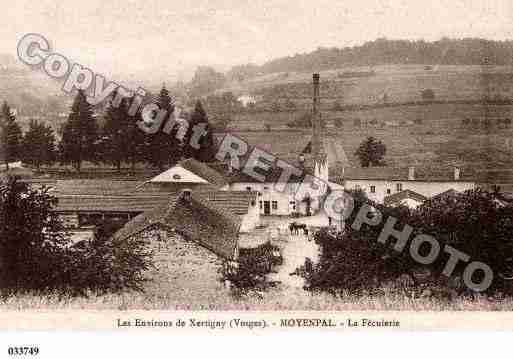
[345,179,475,204]
[228,182,300,216]
[239,201,260,232]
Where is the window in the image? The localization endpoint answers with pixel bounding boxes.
[396,183,403,192]
[354,184,361,190]
[259,201,263,210]
[387,189,391,195]
[258,192,262,196]
[370,185,376,194]
[264,186,270,191]
[246,186,252,191]
[272,201,278,210]
[289,201,296,211]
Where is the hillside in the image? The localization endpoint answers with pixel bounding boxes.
[228,38,513,79]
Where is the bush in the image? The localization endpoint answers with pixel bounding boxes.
[0,176,153,296]
[222,242,282,296]
[300,190,513,299]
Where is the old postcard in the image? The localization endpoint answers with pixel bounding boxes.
[1,0,513,347]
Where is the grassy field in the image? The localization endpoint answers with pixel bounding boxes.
[226,102,513,169]
[223,65,513,107]
[1,286,512,311]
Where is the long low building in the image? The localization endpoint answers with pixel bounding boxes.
[48,170,260,233]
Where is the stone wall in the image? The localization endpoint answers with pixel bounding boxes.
[136,226,226,296]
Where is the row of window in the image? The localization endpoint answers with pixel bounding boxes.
[259,201,279,210]
[356,183,403,194]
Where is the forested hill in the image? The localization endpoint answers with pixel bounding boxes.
[228,38,513,78]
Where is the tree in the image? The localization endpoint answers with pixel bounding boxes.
[125,98,147,171]
[100,92,141,172]
[58,90,99,172]
[21,120,56,170]
[0,176,153,294]
[0,176,67,291]
[188,66,226,98]
[186,100,216,162]
[0,102,22,169]
[302,189,513,297]
[144,86,180,170]
[421,89,435,101]
[354,136,387,167]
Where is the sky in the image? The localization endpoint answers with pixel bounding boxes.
[3,0,513,80]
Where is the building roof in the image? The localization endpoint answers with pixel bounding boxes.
[331,166,476,183]
[51,179,144,196]
[113,190,241,260]
[174,158,228,187]
[384,189,428,206]
[200,190,257,215]
[208,161,313,184]
[54,195,171,213]
[215,131,312,163]
[430,189,461,201]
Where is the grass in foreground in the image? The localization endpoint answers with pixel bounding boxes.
[1,285,512,311]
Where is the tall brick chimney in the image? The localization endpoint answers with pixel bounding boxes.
[311,73,327,180]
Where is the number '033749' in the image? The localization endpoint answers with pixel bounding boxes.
[7,347,39,356]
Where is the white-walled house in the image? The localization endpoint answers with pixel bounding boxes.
[334,166,476,205]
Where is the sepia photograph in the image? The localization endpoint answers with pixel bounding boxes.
[1,1,513,346]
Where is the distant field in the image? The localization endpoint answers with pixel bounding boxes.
[223,65,513,109]
[227,102,513,169]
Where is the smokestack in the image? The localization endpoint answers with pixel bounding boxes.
[408,166,415,181]
[313,73,320,116]
[454,167,460,180]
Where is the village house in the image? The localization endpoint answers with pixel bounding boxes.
[112,189,240,294]
[331,166,476,208]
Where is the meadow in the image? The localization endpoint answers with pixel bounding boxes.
[226,101,513,170]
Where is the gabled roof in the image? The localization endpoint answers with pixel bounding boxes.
[208,161,314,184]
[384,189,427,207]
[430,189,461,201]
[200,190,257,215]
[215,131,312,163]
[175,158,228,187]
[113,190,241,260]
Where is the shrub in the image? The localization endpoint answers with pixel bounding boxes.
[0,176,153,296]
[300,190,513,299]
[222,242,282,296]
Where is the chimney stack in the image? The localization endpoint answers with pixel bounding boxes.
[313,73,320,116]
[454,167,460,180]
[408,166,415,181]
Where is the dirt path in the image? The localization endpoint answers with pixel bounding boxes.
[268,232,320,288]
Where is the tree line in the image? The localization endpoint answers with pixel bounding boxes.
[0,86,217,172]
[239,38,513,75]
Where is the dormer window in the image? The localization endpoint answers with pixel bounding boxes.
[173,174,181,180]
